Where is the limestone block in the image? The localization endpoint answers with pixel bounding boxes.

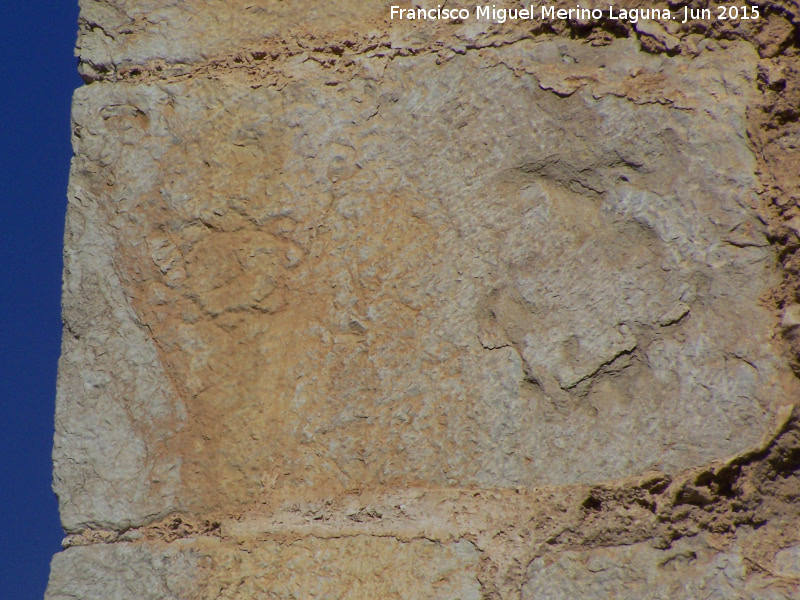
[49,0,800,598]
[76,0,418,78]
[54,177,185,532]
[46,542,199,600]
[46,537,481,600]
[57,37,792,524]
[523,532,798,600]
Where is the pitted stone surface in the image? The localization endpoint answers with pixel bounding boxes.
[54,178,185,532]
[46,537,481,600]
[522,532,798,600]
[46,542,200,600]
[49,1,800,598]
[58,38,789,521]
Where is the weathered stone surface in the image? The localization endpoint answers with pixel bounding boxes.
[54,177,185,532]
[46,537,480,600]
[523,531,798,600]
[49,1,800,598]
[60,37,790,518]
[46,542,199,600]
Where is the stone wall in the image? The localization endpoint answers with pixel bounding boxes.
[47,1,800,598]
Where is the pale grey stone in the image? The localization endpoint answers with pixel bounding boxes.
[60,38,787,503]
[52,3,800,597]
[54,157,186,532]
[774,544,800,577]
[45,543,199,600]
[522,534,799,600]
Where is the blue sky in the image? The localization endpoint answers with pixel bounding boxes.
[0,3,82,598]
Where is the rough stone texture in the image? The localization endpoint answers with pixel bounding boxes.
[49,1,800,598]
[522,532,798,600]
[55,177,186,532]
[47,537,481,599]
[46,542,200,600]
